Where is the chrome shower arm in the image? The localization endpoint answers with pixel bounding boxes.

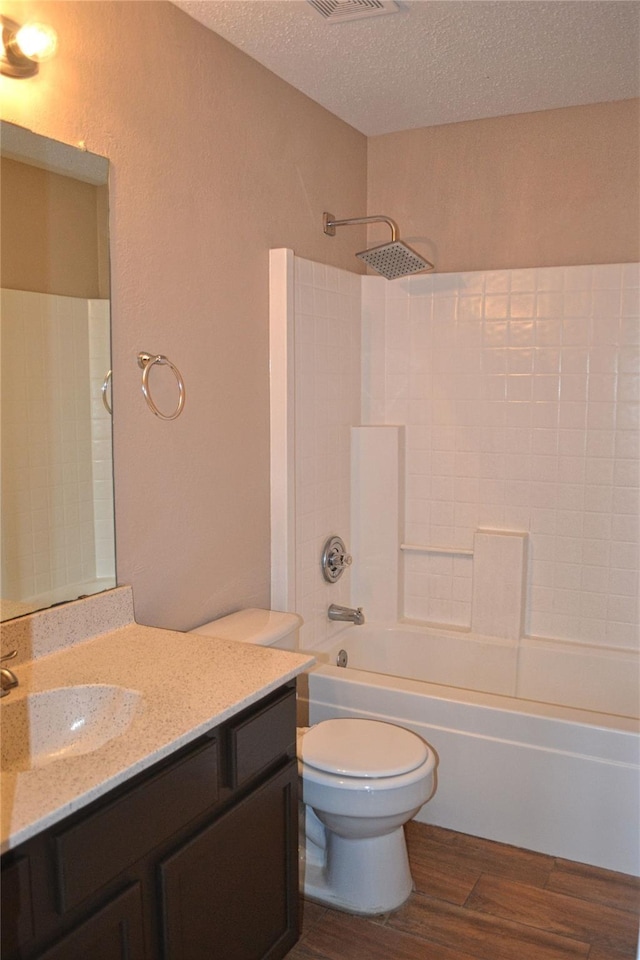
[323,213,398,242]
[323,210,434,279]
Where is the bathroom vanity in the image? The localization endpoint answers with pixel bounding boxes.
[0,588,314,960]
[2,684,297,959]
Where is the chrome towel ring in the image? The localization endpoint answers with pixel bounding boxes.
[137,352,186,421]
[101,369,112,415]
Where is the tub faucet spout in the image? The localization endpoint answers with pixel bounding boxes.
[328,604,365,626]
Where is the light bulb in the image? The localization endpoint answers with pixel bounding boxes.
[15,22,57,62]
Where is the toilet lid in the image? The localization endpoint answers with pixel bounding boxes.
[300,719,428,778]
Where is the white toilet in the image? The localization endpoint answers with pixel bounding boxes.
[189,608,437,915]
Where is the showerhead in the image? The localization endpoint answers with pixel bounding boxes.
[323,212,434,280]
[356,240,431,281]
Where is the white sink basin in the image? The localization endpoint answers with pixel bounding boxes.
[1,685,143,773]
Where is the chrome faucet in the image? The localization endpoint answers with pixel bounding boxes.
[1,650,19,697]
[328,604,365,626]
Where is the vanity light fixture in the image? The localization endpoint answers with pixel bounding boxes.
[1,16,58,78]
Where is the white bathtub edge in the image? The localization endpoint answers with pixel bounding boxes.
[305,666,640,876]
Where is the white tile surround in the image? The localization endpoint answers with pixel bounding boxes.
[272,254,639,670]
[1,290,115,608]
[363,263,639,651]
[350,426,404,622]
[88,298,116,580]
[271,251,361,649]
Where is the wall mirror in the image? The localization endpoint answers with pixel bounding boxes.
[1,121,116,621]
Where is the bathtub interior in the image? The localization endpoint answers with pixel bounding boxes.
[306,621,639,720]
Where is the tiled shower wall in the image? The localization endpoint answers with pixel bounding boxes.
[88,299,116,579]
[292,257,361,648]
[1,289,114,607]
[362,263,640,650]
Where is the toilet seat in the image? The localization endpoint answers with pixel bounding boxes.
[300,718,428,779]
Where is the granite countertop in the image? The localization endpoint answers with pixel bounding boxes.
[1,591,314,853]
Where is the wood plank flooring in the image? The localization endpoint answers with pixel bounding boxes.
[286,822,640,960]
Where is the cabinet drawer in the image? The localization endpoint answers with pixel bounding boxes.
[228,687,296,790]
[54,736,218,913]
[37,883,145,960]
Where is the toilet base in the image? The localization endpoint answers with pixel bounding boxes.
[300,825,414,915]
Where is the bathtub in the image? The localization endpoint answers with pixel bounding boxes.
[300,622,640,876]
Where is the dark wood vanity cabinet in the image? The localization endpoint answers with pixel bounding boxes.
[1,683,299,960]
[160,763,297,960]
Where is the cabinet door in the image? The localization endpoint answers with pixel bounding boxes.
[36,884,145,960]
[160,760,298,960]
[1,855,34,956]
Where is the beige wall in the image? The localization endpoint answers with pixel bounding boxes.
[368,100,640,274]
[1,157,108,298]
[1,1,636,632]
[0,0,367,629]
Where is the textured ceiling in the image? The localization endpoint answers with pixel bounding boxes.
[172,0,639,136]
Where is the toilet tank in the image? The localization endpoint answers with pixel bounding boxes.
[188,608,302,651]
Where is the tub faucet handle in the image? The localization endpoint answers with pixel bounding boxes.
[322,536,353,583]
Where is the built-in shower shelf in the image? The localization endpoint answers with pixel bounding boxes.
[400,543,474,557]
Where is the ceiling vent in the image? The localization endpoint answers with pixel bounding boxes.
[306,0,401,23]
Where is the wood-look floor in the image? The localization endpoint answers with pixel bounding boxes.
[286,822,640,960]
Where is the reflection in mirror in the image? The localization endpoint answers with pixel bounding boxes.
[0,121,116,621]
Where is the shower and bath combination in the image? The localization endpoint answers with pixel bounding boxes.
[323,212,434,280]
